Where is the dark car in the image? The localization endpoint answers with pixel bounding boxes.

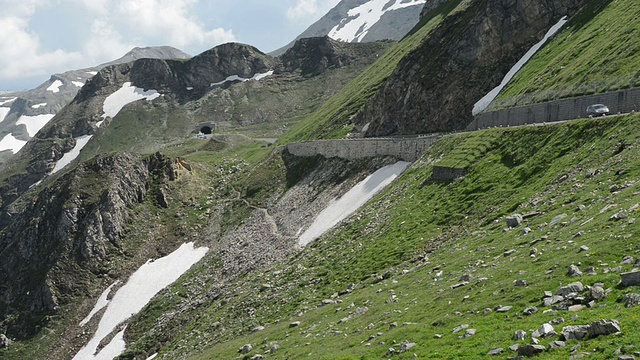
[586,104,609,117]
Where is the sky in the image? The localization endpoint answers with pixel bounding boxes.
[0,0,341,91]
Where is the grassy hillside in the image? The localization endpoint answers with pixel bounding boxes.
[111,113,640,359]
[279,0,463,144]
[491,0,640,109]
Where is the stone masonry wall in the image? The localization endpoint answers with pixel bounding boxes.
[286,134,442,162]
[468,88,640,130]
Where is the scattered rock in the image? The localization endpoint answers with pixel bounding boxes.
[621,271,640,287]
[0,334,10,349]
[617,355,635,360]
[250,355,264,360]
[452,324,469,333]
[488,348,504,355]
[252,325,265,333]
[400,341,417,353]
[561,325,590,341]
[550,317,565,325]
[621,256,635,265]
[513,330,527,341]
[523,306,538,316]
[532,323,557,338]
[549,340,566,349]
[509,344,520,352]
[239,344,253,354]
[578,245,589,253]
[496,305,513,313]
[568,265,583,277]
[558,282,584,296]
[504,249,517,257]
[386,348,396,356]
[588,286,605,300]
[623,293,640,307]
[518,344,546,357]
[506,214,523,228]
[289,321,301,328]
[588,319,620,337]
[522,227,532,235]
[463,329,476,338]
[514,280,528,287]
[460,273,475,282]
[550,214,567,226]
[543,295,565,307]
[569,305,586,312]
[434,334,443,339]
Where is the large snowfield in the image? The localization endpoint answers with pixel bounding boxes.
[0,134,27,154]
[73,242,209,360]
[46,80,63,93]
[299,161,411,246]
[329,0,426,42]
[16,114,55,137]
[0,107,10,123]
[472,16,568,115]
[101,82,161,120]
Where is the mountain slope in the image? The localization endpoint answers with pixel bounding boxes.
[0,47,190,165]
[271,0,427,55]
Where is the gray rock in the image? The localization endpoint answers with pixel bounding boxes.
[250,355,264,360]
[496,305,513,313]
[523,306,538,315]
[239,344,253,353]
[558,282,584,296]
[568,265,583,277]
[549,340,566,349]
[464,329,476,338]
[514,279,528,287]
[621,256,635,265]
[289,321,301,328]
[452,324,469,333]
[621,271,640,286]
[550,214,568,226]
[522,227,532,235]
[617,355,635,360]
[252,325,265,333]
[588,286,605,300]
[569,305,586,312]
[543,295,565,306]
[400,341,417,352]
[518,344,546,357]
[578,245,589,252]
[588,319,620,337]
[561,325,590,341]
[504,249,517,257]
[0,334,10,349]
[532,323,556,338]
[488,348,504,355]
[514,330,527,341]
[623,293,640,307]
[506,214,523,228]
[460,273,475,282]
[550,317,565,325]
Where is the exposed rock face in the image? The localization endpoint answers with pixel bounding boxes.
[0,152,186,337]
[279,36,388,77]
[358,0,589,136]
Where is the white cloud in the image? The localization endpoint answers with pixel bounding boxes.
[287,0,340,22]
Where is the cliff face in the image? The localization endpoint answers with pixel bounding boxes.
[0,152,186,337]
[358,0,589,136]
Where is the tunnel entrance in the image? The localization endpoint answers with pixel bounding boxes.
[200,126,212,135]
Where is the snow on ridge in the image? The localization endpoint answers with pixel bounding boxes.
[72,81,85,87]
[79,281,120,327]
[51,135,93,174]
[210,70,274,87]
[31,102,47,109]
[0,97,16,106]
[0,107,10,123]
[73,242,208,360]
[473,16,568,115]
[329,0,426,43]
[299,161,411,246]
[16,114,55,137]
[0,133,27,154]
[87,71,98,76]
[47,80,63,93]
[101,82,161,121]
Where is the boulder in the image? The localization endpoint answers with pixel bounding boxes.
[488,348,504,355]
[623,293,640,308]
[532,323,557,338]
[588,320,620,337]
[561,325,590,341]
[0,334,10,349]
[239,344,253,354]
[517,344,546,357]
[568,265,583,277]
[557,282,584,296]
[506,214,523,228]
[621,271,640,286]
[514,330,527,341]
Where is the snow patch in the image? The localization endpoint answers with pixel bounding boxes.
[51,135,93,174]
[329,0,426,42]
[0,97,16,106]
[186,86,194,91]
[102,82,161,119]
[0,107,10,123]
[87,71,98,75]
[72,81,85,87]
[299,161,411,246]
[0,134,27,154]
[16,114,55,137]
[210,70,274,87]
[146,354,158,360]
[79,281,120,327]
[31,102,47,109]
[472,16,568,115]
[73,242,208,360]
[47,80,63,93]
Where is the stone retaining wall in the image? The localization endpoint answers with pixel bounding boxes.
[286,134,442,162]
[468,88,640,130]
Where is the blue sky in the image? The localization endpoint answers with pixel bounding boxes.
[0,0,340,91]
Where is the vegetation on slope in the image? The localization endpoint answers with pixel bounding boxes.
[139,113,640,359]
[491,0,640,109]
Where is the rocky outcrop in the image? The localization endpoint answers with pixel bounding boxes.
[0,152,187,337]
[358,0,589,136]
[279,36,388,77]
